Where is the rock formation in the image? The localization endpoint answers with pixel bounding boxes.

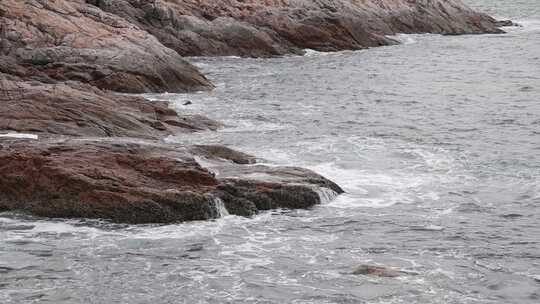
[0,0,212,93]
[90,0,505,57]
[0,139,343,223]
[0,73,220,138]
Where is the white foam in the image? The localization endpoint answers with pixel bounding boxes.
[0,218,110,242]
[0,132,38,139]
[219,119,290,133]
[303,49,330,57]
[386,34,419,45]
[307,160,456,209]
[308,163,409,208]
[193,62,210,68]
[428,267,455,279]
[474,260,503,272]
[436,207,454,216]
[404,147,457,171]
[0,217,16,224]
[28,221,101,235]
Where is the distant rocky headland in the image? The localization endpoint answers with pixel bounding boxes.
[0,0,507,223]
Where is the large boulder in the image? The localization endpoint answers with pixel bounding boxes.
[0,139,343,223]
[90,0,505,57]
[0,0,212,93]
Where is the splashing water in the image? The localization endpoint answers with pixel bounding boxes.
[212,197,230,218]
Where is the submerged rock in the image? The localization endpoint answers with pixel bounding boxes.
[0,139,342,223]
[352,265,402,278]
[91,0,505,57]
[351,264,420,277]
[0,0,212,93]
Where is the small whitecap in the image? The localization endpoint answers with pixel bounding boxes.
[303,49,330,57]
[386,34,418,45]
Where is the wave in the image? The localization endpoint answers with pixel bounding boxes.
[303,49,332,57]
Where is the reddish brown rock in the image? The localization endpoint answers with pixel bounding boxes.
[0,139,343,223]
[0,0,212,93]
[91,0,505,57]
[0,73,220,138]
[0,139,219,223]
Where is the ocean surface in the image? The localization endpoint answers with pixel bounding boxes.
[1,1,539,303]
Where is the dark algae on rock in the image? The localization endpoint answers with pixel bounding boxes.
[0,0,506,223]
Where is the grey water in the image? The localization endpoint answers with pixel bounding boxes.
[1,0,540,303]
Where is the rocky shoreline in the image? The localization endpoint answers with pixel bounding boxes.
[0,0,507,223]
[0,139,343,223]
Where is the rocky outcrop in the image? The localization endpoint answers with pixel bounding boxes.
[0,0,347,223]
[0,0,212,93]
[352,265,405,277]
[0,139,343,223]
[90,0,505,57]
[0,0,506,85]
[0,73,220,138]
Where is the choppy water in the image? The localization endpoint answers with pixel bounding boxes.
[2,1,540,303]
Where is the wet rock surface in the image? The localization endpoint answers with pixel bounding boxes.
[0,0,212,93]
[91,0,505,57]
[0,73,220,138]
[0,139,342,223]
